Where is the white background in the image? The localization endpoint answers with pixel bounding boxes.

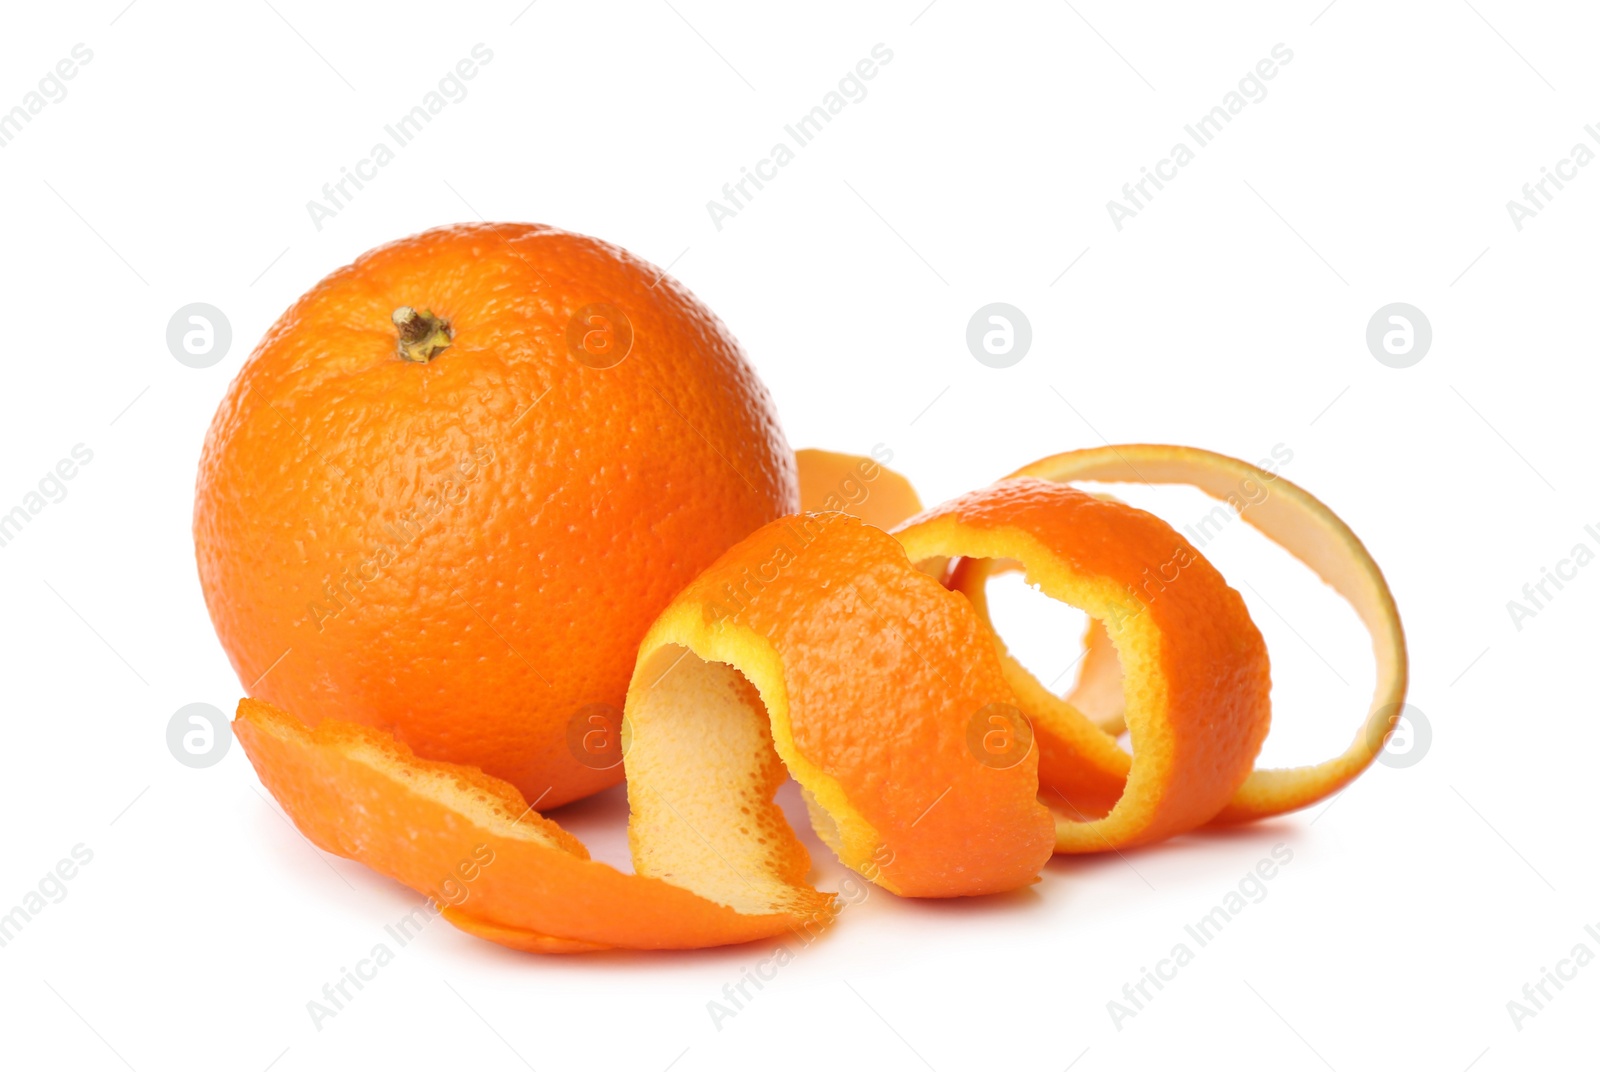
[1,1,1594,1069]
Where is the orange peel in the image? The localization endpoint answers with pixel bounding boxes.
[796,447,923,530]
[233,698,830,952]
[896,477,1273,851]
[625,510,1054,898]
[231,442,1405,952]
[958,557,1129,738]
[941,444,1408,831]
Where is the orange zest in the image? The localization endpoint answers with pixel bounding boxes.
[989,444,1408,826]
[232,441,1406,952]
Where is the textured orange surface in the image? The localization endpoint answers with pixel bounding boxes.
[196,224,796,809]
[629,512,1056,898]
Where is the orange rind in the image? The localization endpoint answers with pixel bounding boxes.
[234,698,829,952]
[897,477,1273,851]
[231,443,1405,952]
[796,447,923,530]
[625,511,1054,899]
[942,445,1408,831]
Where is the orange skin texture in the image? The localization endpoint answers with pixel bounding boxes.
[633,512,1057,897]
[233,698,828,951]
[196,223,797,809]
[895,478,1273,850]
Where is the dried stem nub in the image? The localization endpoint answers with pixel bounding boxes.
[392,306,452,362]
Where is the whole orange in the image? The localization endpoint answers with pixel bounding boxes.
[195,223,796,807]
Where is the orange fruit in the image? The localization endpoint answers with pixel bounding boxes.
[196,223,797,809]
[209,229,1410,954]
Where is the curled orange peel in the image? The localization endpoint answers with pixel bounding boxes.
[232,444,1405,952]
[940,444,1409,831]
[896,477,1273,850]
[957,558,1129,738]
[626,511,1054,900]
